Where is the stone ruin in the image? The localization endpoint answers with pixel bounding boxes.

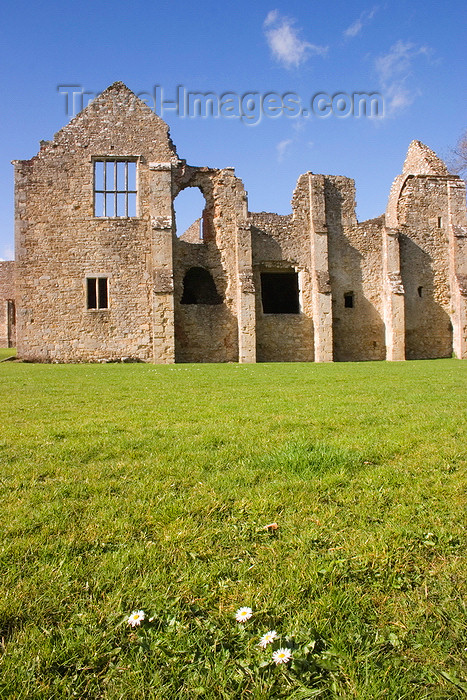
[5,81,466,362]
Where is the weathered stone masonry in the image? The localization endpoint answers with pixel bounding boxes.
[9,81,467,362]
[0,261,15,348]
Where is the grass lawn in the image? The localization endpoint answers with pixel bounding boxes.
[0,347,16,361]
[0,359,466,698]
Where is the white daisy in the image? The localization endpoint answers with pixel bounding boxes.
[272,647,292,665]
[235,606,253,623]
[127,610,145,627]
[258,630,278,648]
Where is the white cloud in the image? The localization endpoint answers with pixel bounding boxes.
[264,10,327,69]
[276,138,292,161]
[0,244,14,261]
[375,40,429,83]
[375,40,430,116]
[344,6,378,38]
[384,82,417,113]
[264,9,279,27]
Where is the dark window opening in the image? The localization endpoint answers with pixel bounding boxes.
[260,272,300,314]
[417,286,423,298]
[437,216,442,228]
[181,267,222,305]
[7,299,15,326]
[6,299,15,347]
[344,292,354,308]
[87,277,108,309]
[94,159,137,217]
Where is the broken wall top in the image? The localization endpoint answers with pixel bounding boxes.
[402,140,449,176]
[18,81,178,165]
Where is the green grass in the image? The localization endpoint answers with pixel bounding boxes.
[0,359,466,699]
[0,347,16,361]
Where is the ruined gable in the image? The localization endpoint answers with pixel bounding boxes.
[403,140,450,176]
[39,81,178,164]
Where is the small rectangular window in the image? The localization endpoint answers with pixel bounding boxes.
[344,292,354,308]
[94,159,137,217]
[98,277,108,308]
[87,277,108,309]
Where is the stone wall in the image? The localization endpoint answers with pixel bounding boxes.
[173,227,238,363]
[172,166,249,363]
[385,141,465,360]
[14,82,178,363]
[12,83,467,364]
[179,217,202,243]
[0,261,15,347]
[329,212,386,362]
[250,211,314,362]
[398,176,453,359]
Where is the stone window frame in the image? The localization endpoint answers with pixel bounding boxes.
[86,275,109,311]
[92,156,139,218]
[259,267,301,315]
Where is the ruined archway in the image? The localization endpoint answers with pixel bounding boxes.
[181,267,222,305]
[173,186,205,241]
[172,175,238,363]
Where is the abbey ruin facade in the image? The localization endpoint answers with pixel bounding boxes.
[10,82,467,363]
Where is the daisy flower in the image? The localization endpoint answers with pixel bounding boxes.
[127,610,145,627]
[258,630,278,648]
[235,606,253,623]
[272,647,292,665]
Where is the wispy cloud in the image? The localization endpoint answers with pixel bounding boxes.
[0,244,14,261]
[276,138,293,161]
[375,40,429,83]
[264,10,327,69]
[375,40,430,116]
[344,6,379,39]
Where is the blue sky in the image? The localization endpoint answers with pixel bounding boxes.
[1,0,466,258]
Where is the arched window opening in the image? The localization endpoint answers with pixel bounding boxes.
[174,187,205,240]
[181,267,222,305]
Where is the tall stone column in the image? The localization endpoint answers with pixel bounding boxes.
[148,163,175,363]
[382,228,405,361]
[308,174,333,362]
[447,179,467,359]
[236,221,256,363]
[12,160,30,360]
[214,166,257,364]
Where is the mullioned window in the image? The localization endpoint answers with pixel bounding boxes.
[94,159,137,217]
